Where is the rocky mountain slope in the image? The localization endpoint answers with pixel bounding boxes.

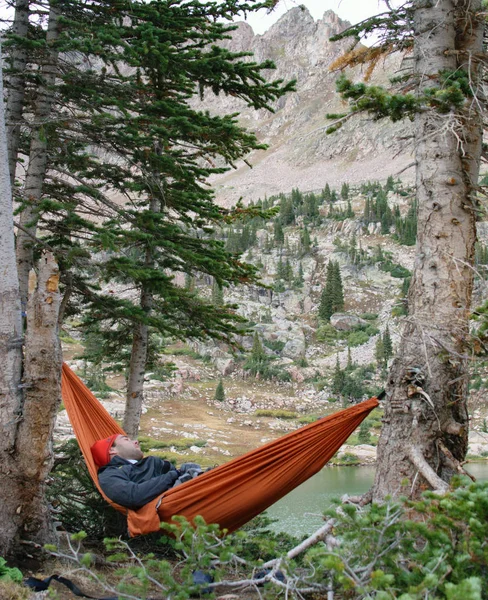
[197,7,414,206]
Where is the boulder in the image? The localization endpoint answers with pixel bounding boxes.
[282,337,306,359]
[330,313,368,331]
[215,358,236,376]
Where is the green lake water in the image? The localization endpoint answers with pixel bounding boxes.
[266,462,488,537]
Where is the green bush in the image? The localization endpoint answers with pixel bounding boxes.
[264,339,286,353]
[297,414,319,424]
[347,330,370,347]
[316,323,338,343]
[255,409,298,419]
[312,481,488,599]
[360,312,379,320]
[379,260,411,278]
[331,452,360,465]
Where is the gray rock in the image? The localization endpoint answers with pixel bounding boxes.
[330,313,368,331]
[215,358,236,376]
[282,337,306,359]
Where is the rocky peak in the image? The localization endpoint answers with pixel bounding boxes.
[199,8,413,206]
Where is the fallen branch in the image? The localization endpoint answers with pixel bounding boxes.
[262,518,336,569]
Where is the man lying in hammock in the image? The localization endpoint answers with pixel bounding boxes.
[90,434,204,509]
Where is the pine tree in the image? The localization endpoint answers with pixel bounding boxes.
[383,325,393,361]
[341,182,350,200]
[319,261,335,321]
[319,260,344,321]
[212,279,224,306]
[332,355,345,394]
[284,259,294,283]
[214,378,225,402]
[331,261,345,313]
[274,219,285,245]
[375,336,386,368]
[322,183,332,202]
[385,175,395,191]
[301,225,311,255]
[293,262,304,288]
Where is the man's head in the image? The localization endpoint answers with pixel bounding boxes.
[91,434,144,467]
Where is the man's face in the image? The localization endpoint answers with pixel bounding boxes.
[110,435,144,461]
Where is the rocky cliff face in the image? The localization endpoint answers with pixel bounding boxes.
[198,7,413,206]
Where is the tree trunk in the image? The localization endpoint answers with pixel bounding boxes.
[372,0,483,500]
[123,311,149,438]
[0,43,24,557]
[14,251,62,547]
[123,191,158,437]
[5,0,30,189]
[16,3,59,308]
[124,280,153,437]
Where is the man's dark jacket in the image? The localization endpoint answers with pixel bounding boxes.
[98,456,179,509]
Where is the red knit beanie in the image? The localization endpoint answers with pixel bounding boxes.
[90,434,120,467]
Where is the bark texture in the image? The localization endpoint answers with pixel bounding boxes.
[373,0,484,500]
[0,43,24,557]
[16,4,60,308]
[5,0,30,188]
[0,252,62,556]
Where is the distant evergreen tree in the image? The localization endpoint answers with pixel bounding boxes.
[273,219,285,245]
[294,262,304,288]
[284,258,294,283]
[214,378,225,402]
[319,260,344,321]
[291,187,303,210]
[383,325,393,360]
[279,196,295,226]
[319,262,335,321]
[331,261,345,312]
[303,193,319,222]
[322,183,332,202]
[375,336,386,367]
[346,199,354,218]
[384,175,395,191]
[185,273,195,291]
[212,278,224,306]
[475,242,488,279]
[395,200,418,245]
[363,197,372,223]
[225,229,240,252]
[341,182,350,200]
[300,225,311,255]
[332,355,346,394]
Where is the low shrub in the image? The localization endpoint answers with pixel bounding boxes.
[138,436,207,451]
[255,409,298,419]
[312,480,488,599]
[347,330,370,347]
[360,312,378,320]
[264,339,286,353]
[331,452,360,465]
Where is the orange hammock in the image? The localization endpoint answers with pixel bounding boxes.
[61,362,379,536]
